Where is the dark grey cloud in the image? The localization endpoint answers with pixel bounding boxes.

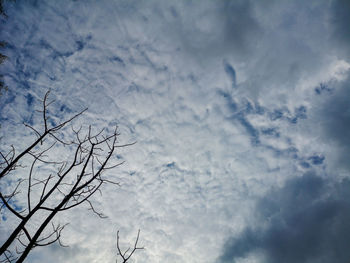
[320,80,350,146]
[219,0,261,58]
[218,173,350,263]
[313,76,350,170]
[166,0,261,63]
[331,0,350,58]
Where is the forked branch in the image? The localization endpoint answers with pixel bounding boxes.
[116,230,144,263]
[0,91,134,263]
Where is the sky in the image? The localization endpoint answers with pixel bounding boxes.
[1,0,350,262]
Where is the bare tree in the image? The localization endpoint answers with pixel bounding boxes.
[116,230,144,263]
[0,91,134,263]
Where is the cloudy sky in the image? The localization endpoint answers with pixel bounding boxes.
[1,0,350,262]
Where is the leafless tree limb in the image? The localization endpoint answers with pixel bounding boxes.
[116,230,144,263]
[0,91,87,181]
[0,91,135,263]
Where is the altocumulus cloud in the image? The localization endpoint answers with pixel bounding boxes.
[0,0,350,262]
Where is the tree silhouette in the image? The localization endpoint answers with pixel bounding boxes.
[0,91,135,263]
[116,230,144,263]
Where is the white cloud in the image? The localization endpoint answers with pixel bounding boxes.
[1,0,350,262]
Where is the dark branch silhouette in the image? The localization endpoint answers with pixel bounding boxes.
[0,91,134,263]
[116,230,144,263]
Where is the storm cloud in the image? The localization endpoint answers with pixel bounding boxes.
[331,0,350,58]
[218,173,350,263]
